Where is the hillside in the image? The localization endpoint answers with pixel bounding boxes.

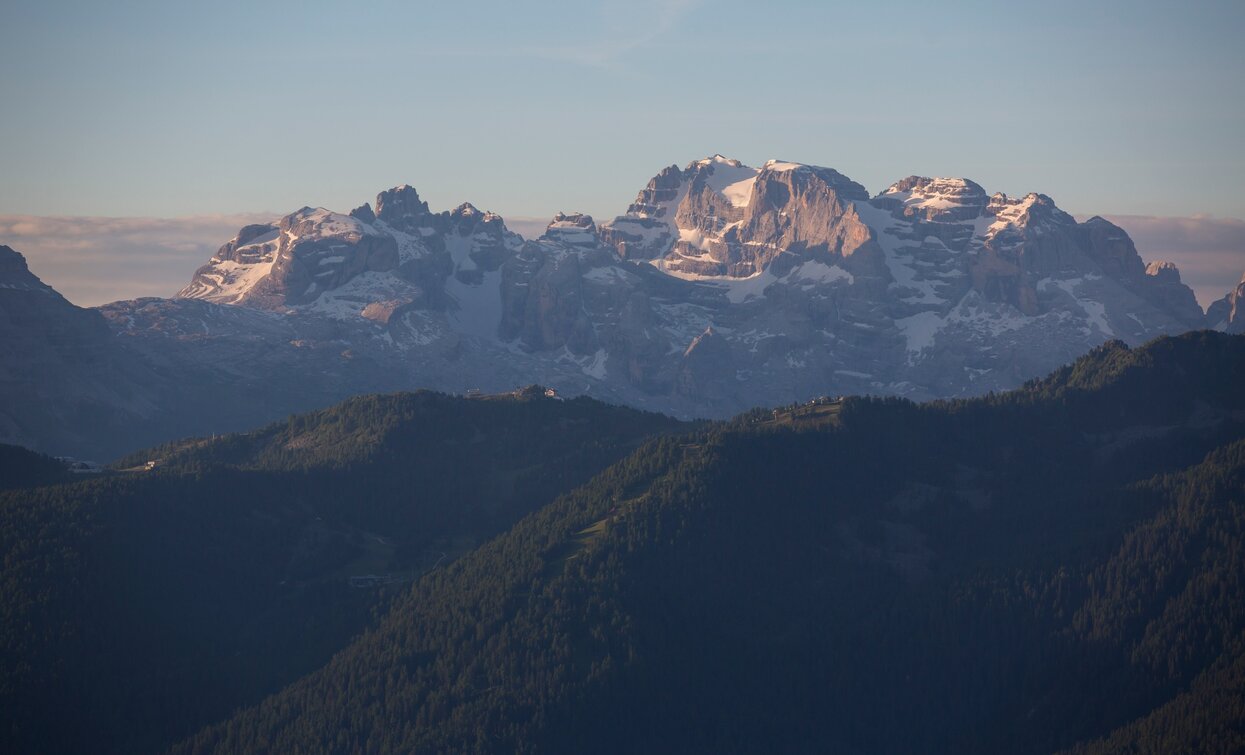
[0,390,683,754]
[0,443,71,490]
[169,331,1245,754]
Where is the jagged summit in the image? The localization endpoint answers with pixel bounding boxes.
[541,212,599,248]
[1145,260,1181,280]
[1206,270,1245,333]
[0,244,58,296]
[693,154,745,168]
[875,177,989,223]
[177,185,521,314]
[375,184,432,228]
[599,156,870,276]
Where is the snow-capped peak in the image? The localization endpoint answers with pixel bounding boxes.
[762,159,805,172]
[693,154,746,168]
[874,176,988,222]
[690,156,761,209]
[542,212,599,248]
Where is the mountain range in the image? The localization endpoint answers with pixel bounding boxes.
[3,155,1243,459]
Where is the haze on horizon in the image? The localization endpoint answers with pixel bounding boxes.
[1,0,1243,305]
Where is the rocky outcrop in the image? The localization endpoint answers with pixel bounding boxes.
[1080,215,1147,280]
[1140,260,1206,328]
[874,177,989,223]
[601,156,873,279]
[497,214,609,354]
[374,184,433,233]
[1206,272,1245,334]
[179,208,400,309]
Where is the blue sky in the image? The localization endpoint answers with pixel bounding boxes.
[2,0,1243,221]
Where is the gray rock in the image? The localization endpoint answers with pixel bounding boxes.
[1206,271,1245,334]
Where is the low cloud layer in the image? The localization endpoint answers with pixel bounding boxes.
[0,214,275,306]
[2,212,1242,311]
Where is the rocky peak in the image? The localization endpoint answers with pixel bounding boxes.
[375,185,432,231]
[179,205,397,308]
[693,154,744,168]
[1135,258,1204,327]
[625,164,683,217]
[685,155,760,209]
[602,156,873,277]
[211,223,280,266]
[1145,260,1182,282]
[453,202,481,218]
[1206,271,1245,333]
[349,203,376,223]
[447,202,507,237]
[874,176,988,222]
[542,212,600,248]
[1078,216,1147,281]
[730,160,872,261]
[987,192,1075,229]
[0,244,56,295]
[281,207,372,241]
[757,160,870,202]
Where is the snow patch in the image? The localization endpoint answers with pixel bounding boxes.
[1039,277,1115,337]
[697,157,760,208]
[790,260,853,285]
[446,269,502,339]
[721,176,758,207]
[582,348,607,379]
[894,311,945,358]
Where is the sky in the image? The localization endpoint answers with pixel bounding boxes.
[1,0,1243,305]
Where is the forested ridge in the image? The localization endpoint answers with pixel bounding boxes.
[2,333,1244,753]
[168,332,1245,754]
[0,443,71,491]
[0,390,683,754]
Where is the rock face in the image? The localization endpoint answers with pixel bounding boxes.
[2,156,1232,458]
[1206,272,1245,334]
[179,208,401,309]
[1142,260,1206,326]
[600,155,872,278]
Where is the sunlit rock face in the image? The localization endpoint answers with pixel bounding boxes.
[1206,272,1245,334]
